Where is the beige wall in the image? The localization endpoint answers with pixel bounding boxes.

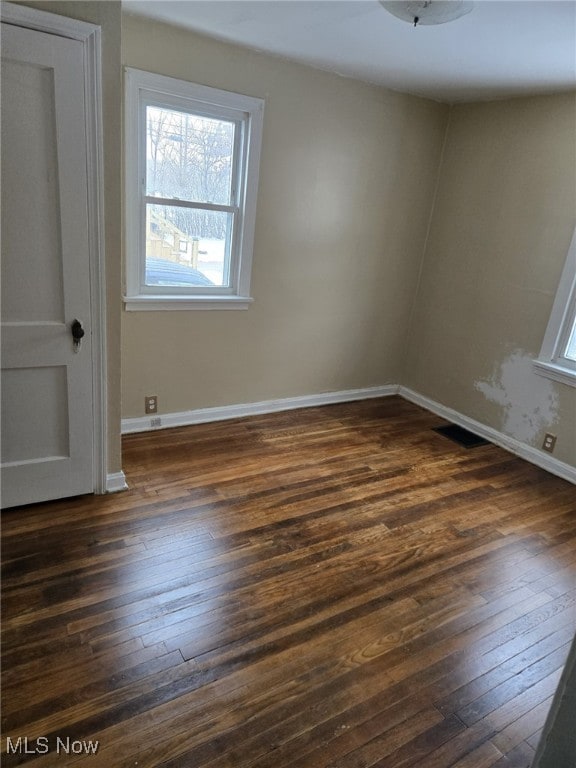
[404,94,576,467]
[17,7,573,474]
[16,0,123,475]
[121,13,448,417]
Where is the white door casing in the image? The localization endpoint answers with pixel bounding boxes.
[1,5,108,507]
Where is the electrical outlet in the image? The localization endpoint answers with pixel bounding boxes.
[542,433,557,453]
[150,417,162,428]
[145,395,158,414]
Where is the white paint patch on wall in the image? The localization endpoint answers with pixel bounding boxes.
[475,349,559,445]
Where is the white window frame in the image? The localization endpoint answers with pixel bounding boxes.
[124,68,264,310]
[534,226,576,387]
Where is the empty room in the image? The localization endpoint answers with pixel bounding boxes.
[1,1,575,766]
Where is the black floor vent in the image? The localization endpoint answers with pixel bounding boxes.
[433,424,490,448]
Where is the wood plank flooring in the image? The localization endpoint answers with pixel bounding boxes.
[2,396,576,767]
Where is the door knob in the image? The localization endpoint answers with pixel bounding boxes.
[71,319,85,350]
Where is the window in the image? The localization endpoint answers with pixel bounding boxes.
[534,226,576,386]
[124,69,264,310]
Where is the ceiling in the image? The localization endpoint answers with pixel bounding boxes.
[123,1,576,103]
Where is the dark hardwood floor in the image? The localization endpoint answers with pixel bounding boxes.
[2,396,575,767]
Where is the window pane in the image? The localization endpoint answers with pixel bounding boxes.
[146,106,235,205]
[145,204,232,287]
[565,318,576,361]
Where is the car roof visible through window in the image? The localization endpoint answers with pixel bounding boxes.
[145,258,214,287]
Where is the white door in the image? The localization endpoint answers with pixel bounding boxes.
[1,22,95,508]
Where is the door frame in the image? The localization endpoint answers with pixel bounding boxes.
[2,2,108,494]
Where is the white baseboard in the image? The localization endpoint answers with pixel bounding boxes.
[120,383,574,485]
[106,471,128,493]
[400,386,576,485]
[121,385,400,434]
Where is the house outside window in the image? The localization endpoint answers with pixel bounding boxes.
[124,68,264,310]
[534,226,576,387]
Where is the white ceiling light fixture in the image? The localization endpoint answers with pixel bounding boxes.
[380,1,474,27]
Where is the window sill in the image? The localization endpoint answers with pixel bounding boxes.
[123,295,254,311]
[533,359,576,388]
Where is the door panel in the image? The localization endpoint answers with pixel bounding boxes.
[1,23,94,508]
[1,366,69,464]
[1,57,64,323]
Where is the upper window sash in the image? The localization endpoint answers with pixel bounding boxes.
[142,96,244,208]
[534,226,576,386]
[124,68,264,310]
